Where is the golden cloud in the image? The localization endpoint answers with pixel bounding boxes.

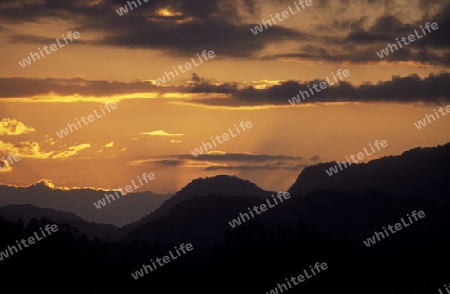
[140,130,185,137]
[0,118,36,136]
[0,140,91,160]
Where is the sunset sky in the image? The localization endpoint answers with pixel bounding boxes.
[0,0,449,193]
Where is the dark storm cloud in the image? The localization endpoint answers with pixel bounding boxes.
[253,0,450,66]
[170,153,303,162]
[0,77,166,98]
[1,0,447,63]
[187,74,238,94]
[346,15,414,44]
[93,18,304,58]
[265,47,450,67]
[275,3,450,66]
[0,76,233,98]
[2,73,450,106]
[129,152,311,171]
[316,17,368,32]
[0,0,305,58]
[204,164,310,171]
[346,11,450,49]
[186,72,450,106]
[153,160,184,166]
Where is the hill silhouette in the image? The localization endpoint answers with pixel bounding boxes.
[0,181,171,226]
[288,143,450,203]
[0,204,124,240]
[125,175,275,228]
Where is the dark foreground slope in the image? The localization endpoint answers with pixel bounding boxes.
[0,212,448,293]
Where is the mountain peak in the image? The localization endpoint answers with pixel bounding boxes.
[130,174,274,227]
[179,174,270,198]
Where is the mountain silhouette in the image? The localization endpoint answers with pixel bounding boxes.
[0,181,172,226]
[0,204,84,222]
[126,175,274,227]
[0,204,124,240]
[121,144,450,246]
[288,143,450,203]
